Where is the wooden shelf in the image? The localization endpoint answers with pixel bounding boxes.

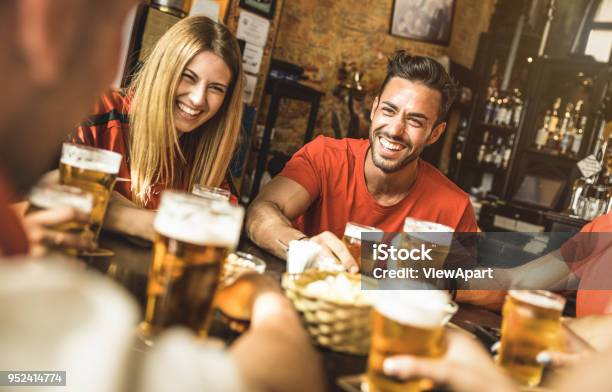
[478,122,517,131]
[463,161,508,175]
[525,147,580,162]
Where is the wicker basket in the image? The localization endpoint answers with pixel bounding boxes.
[282,270,372,355]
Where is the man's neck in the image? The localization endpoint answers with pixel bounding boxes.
[364,148,419,206]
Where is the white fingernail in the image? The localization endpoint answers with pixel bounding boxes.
[536,351,551,365]
[383,358,400,374]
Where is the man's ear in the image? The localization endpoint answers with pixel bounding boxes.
[426,122,447,145]
[17,0,66,84]
[370,97,380,121]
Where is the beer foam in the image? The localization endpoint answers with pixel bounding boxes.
[192,185,230,201]
[509,290,565,311]
[30,184,93,214]
[374,290,450,328]
[154,191,244,247]
[344,222,384,241]
[61,143,122,174]
[403,218,454,246]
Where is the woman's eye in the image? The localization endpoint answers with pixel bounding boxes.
[182,73,195,81]
[382,107,394,115]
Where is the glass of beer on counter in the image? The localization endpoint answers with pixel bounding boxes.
[498,290,566,387]
[367,290,450,392]
[192,184,231,201]
[139,191,244,343]
[342,222,383,269]
[59,143,122,239]
[28,183,94,254]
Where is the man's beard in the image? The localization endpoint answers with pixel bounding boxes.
[369,128,422,173]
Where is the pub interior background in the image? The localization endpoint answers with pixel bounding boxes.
[119,0,612,233]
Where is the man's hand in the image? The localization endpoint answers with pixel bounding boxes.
[215,273,290,324]
[382,331,516,392]
[22,206,96,256]
[309,231,359,273]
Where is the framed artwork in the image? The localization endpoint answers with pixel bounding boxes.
[390,0,456,45]
[239,0,276,19]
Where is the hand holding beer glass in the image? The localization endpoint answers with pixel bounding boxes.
[342,222,383,272]
[139,191,244,342]
[498,290,566,387]
[59,143,122,251]
[367,290,451,392]
[26,183,95,255]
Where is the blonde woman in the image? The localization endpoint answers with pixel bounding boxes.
[68,16,244,240]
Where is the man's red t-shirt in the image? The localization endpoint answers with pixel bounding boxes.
[72,90,236,209]
[561,212,612,317]
[279,136,478,238]
[0,171,29,256]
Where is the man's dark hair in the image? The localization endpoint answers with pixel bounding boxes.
[378,51,458,124]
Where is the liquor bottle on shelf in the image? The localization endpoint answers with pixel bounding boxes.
[477,131,490,163]
[493,137,504,168]
[511,89,523,127]
[494,97,506,125]
[483,132,494,164]
[502,134,515,169]
[559,103,574,155]
[534,110,551,150]
[503,97,513,126]
[570,100,586,156]
[483,96,496,124]
[546,97,562,151]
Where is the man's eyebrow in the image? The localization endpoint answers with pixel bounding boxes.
[381,101,429,120]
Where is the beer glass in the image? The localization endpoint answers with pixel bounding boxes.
[367,290,450,392]
[59,143,122,239]
[402,218,453,285]
[139,191,244,342]
[342,222,383,268]
[28,184,95,254]
[192,184,231,201]
[498,290,566,387]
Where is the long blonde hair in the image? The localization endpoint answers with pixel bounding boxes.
[128,16,244,207]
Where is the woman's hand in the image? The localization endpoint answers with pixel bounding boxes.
[383,330,517,392]
[22,206,96,256]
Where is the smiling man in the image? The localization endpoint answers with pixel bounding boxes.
[246,51,478,269]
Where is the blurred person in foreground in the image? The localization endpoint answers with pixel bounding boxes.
[0,1,324,391]
[0,0,135,256]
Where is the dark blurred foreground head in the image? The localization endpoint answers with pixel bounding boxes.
[0,0,136,195]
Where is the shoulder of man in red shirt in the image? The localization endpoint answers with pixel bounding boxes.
[279,135,366,199]
[416,159,479,232]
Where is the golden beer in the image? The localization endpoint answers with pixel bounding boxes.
[28,184,94,254]
[402,218,453,286]
[140,191,244,341]
[192,184,231,201]
[342,222,383,268]
[367,290,450,392]
[498,290,565,387]
[59,143,122,238]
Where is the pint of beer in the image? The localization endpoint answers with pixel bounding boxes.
[192,184,231,201]
[498,290,566,387]
[402,218,453,286]
[140,191,244,341]
[59,143,122,238]
[367,290,450,392]
[342,222,383,268]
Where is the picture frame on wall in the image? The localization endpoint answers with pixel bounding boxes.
[239,0,276,19]
[390,0,456,45]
